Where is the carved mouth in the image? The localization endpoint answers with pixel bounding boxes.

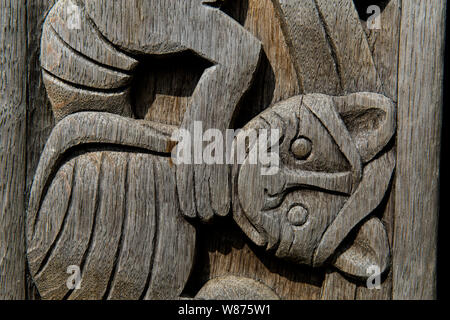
[262,181,352,212]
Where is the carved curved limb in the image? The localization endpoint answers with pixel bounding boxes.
[26,112,195,300]
[27,112,174,244]
[273,0,382,95]
[41,0,262,222]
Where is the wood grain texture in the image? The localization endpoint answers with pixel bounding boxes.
[362,0,401,101]
[195,275,280,300]
[272,0,399,299]
[273,0,342,94]
[194,0,399,301]
[186,219,324,300]
[26,0,56,199]
[25,0,56,300]
[5,0,443,300]
[320,271,357,300]
[0,0,27,299]
[192,0,316,300]
[356,0,401,300]
[41,0,263,223]
[393,0,446,300]
[313,0,382,93]
[28,149,196,300]
[274,0,382,95]
[232,93,395,274]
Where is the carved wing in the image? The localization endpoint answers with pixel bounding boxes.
[26,113,196,300]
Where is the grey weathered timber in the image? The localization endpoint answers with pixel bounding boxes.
[28,149,196,300]
[272,0,399,299]
[28,0,263,299]
[0,0,27,299]
[393,0,446,300]
[0,0,444,300]
[355,0,401,300]
[195,276,280,300]
[41,0,263,224]
[274,0,382,95]
[232,92,395,276]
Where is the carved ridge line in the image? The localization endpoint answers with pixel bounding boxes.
[65,152,103,300]
[49,23,134,77]
[103,153,130,300]
[34,158,77,277]
[139,160,159,300]
[30,154,74,239]
[42,69,131,95]
[75,0,138,71]
[269,0,305,93]
[27,112,173,234]
[43,23,131,89]
[312,0,344,92]
[302,95,362,189]
[271,110,287,128]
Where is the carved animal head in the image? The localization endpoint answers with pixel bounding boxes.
[232,92,396,279]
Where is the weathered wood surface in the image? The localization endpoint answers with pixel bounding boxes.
[230,92,395,300]
[271,0,400,300]
[41,0,263,224]
[0,0,445,300]
[29,0,263,299]
[355,0,401,301]
[0,0,27,299]
[25,0,56,299]
[195,275,280,300]
[28,148,195,300]
[274,0,382,95]
[393,0,446,300]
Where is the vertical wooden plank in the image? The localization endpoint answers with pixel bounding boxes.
[0,0,27,299]
[394,0,446,300]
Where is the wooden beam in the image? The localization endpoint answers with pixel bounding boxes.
[393,0,446,300]
[0,0,27,299]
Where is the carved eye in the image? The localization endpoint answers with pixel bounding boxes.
[287,205,309,227]
[291,137,312,160]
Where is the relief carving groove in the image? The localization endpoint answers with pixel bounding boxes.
[27,0,396,300]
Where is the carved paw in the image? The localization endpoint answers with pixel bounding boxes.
[176,162,231,223]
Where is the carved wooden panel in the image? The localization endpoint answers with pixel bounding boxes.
[0,0,445,300]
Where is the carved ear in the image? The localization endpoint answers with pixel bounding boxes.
[331,217,390,280]
[333,93,396,163]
